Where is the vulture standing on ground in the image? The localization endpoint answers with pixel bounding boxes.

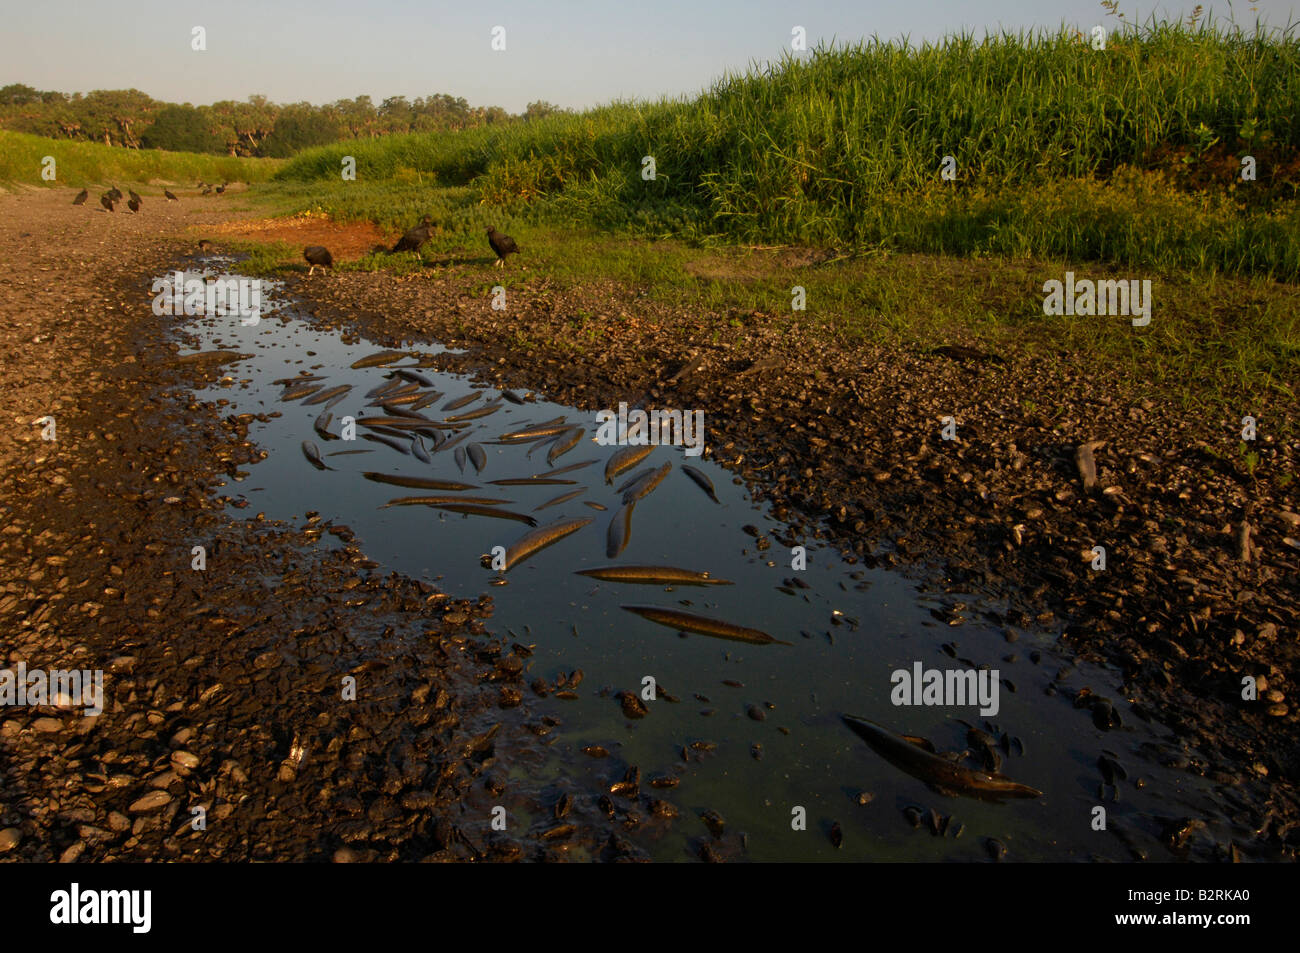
[391,215,435,254]
[216,182,227,194]
[486,226,519,267]
[73,189,88,205]
[107,186,122,202]
[127,197,141,213]
[100,194,115,212]
[202,185,213,195]
[164,190,178,201]
[128,189,143,206]
[304,246,334,276]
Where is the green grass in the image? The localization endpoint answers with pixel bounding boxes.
[0,129,281,189]
[271,16,1300,278]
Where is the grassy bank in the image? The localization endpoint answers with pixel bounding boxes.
[0,130,281,189]
[272,17,1300,279]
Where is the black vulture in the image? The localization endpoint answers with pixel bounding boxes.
[100,194,115,212]
[391,215,435,254]
[164,190,178,201]
[304,246,334,276]
[72,189,88,205]
[128,189,143,205]
[216,182,227,194]
[107,186,122,201]
[202,185,213,195]
[486,226,519,267]
[127,197,141,213]
[198,239,213,252]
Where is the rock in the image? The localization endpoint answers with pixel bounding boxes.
[0,828,21,852]
[128,790,173,813]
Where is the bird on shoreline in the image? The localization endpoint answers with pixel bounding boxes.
[391,215,435,254]
[486,226,519,267]
[107,186,122,202]
[127,196,141,213]
[100,194,115,212]
[164,190,178,201]
[304,245,334,276]
[128,189,143,206]
[72,189,88,205]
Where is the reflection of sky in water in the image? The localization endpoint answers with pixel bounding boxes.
[177,266,1252,862]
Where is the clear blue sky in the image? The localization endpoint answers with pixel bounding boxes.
[2,0,1294,112]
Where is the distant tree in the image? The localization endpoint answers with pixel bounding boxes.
[261,106,342,157]
[524,100,562,121]
[141,104,223,153]
[0,83,41,105]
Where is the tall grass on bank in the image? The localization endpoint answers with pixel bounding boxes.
[275,18,1300,278]
[0,130,281,188]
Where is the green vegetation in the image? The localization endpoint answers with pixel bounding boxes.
[275,15,1300,279]
[0,129,279,187]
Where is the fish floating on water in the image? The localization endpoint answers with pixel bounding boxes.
[577,566,732,586]
[489,478,577,486]
[172,350,252,366]
[302,384,352,406]
[382,495,513,508]
[620,605,787,645]
[681,465,720,504]
[351,350,408,369]
[622,462,672,504]
[840,715,1042,801]
[435,504,537,526]
[444,404,501,424]
[604,445,654,484]
[535,488,586,512]
[442,391,483,412]
[468,443,487,474]
[301,441,332,471]
[606,501,635,558]
[547,426,585,465]
[501,517,595,571]
[498,422,571,444]
[362,472,477,491]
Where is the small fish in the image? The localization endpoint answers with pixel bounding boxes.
[534,488,586,511]
[443,392,484,411]
[363,433,411,454]
[500,390,525,404]
[547,426,585,465]
[351,350,407,369]
[489,478,577,486]
[436,428,476,454]
[172,350,252,366]
[682,464,720,503]
[326,449,374,456]
[365,379,403,399]
[302,384,352,406]
[502,517,595,571]
[279,383,323,402]
[380,403,430,420]
[622,462,672,504]
[576,566,732,586]
[411,434,431,464]
[468,443,487,473]
[584,502,608,511]
[356,416,431,429]
[499,422,571,443]
[615,465,656,494]
[620,605,787,645]
[313,410,335,441]
[445,404,502,423]
[381,495,513,508]
[540,458,598,478]
[362,472,477,491]
[454,446,467,473]
[301,441,332,471]
[605,445,654,484]
[606,501,636,558]
[395,369,435,387]
[273,374,327,386]
[435,504,537,526]
[841,716,1042,801]
[408,391,444,411]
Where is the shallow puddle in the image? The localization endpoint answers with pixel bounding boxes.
[171,262,1256,861]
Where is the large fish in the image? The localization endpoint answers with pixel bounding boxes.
[489,478,577,486]
[362,472,477,491]
[502,517,595,571]
[436,429,476,454]
[614,465,656,494]
[410,434,432,464]
[408,391,444,411]
[302,384,352,406]
[546,426,585,466]
[445,404,502,423]
[351,350,408,369]
[172,350,252,366]
[467,443,487,473]
[382,495,513,507]
[280,383,323,401]
[534,488,587,511]
[365,378,403,399]
[395,369,435,387]
[273,374,326,386]
[841,715,1043,801]
[622,462,672,504]
[301,441,332,471]
[681,465,720,504]
[619,605,787,645]
[435,504,537,526]
[540,458,598,478]
[442,391,483,411]
[363,433,411,454]
[498,421,571,443]
[313,410,336,441]
[380,403,431,420]
[604,445,654,484]
[606,501,636,558]
[576,566,732,586]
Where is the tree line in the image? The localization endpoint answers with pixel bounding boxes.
[0,85,564,156]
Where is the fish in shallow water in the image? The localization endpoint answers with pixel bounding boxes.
[301,441,332,471]
[620,605,787,645]
[498,421,571,443]
[606,501,636,558]
[313,411,336,441]
[434,504,537,526]
[576,566,732,586]
[604,445,654,484]
[444,404,502,424]
[489,478,576,486]
[502,517,595,571]
[442,391,483,411]
[362,472,477,491]
[351,350,407,369]
[622,462,672,504]
[381,495,513,508]
[681,465,720,503]
[840,715,1042,801]
[534,488,587,511]
[363,433,411,454]
[468,443,487,473]
[302,384,352,406]
[546,426,585,465]
[540,458,598,478]
[410,434,431,463]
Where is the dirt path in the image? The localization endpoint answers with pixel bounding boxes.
[0,188,623,862]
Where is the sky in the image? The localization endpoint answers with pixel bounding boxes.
[1,0,1295,113]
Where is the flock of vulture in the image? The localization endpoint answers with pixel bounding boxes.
[72,182,519,274]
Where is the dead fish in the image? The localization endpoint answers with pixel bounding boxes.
[365,379,403,399]
[604,445,654,484]
[576,566,732,586]
[409,391,443,411]
[411,434,432,464]
[615,466,657,494]
[547,427,585,465]
[454,446,467,473]
[172,350,252,366]
[301,441,332,471]
[363,433,411,454]
[382,495,513,507]
[356,416,432,429]
[500,390,525,404]
[445,404,502,424]
[620,605,787,645]
[540,458,598,478]
[279,383,323,402]
[502,517,595,571]
[362,472,477,491]
[489,478,577,486]
[607,501,636,558]
[535,488,587,511]
[1075,441,1101,493]
[584,502,608,511]
[435,504,537,526]
[468,443,487,473]
[313,410,336,441]
[380,403,431,420]
[351,350,407,369]
[437,429,475,453]
[326,449,374,456]
[841,716,1042,801]
[324,389,351,411]
[395,369,435,387]
[442,392,483,411]
[622,462,672,504]
[272,374,326,385]
[682,464,720,503]
[499,422,572,443]
[302,384,352,406]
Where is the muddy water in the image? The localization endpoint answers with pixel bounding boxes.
[172,263,1254,862]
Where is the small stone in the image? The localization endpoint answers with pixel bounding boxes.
[128,790,173,813]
